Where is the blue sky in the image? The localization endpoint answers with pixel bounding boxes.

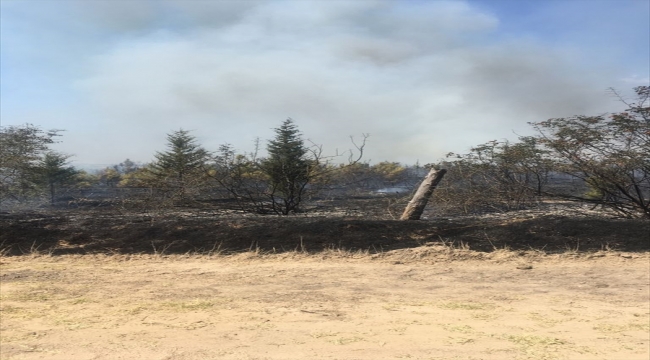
[1,0,648,168]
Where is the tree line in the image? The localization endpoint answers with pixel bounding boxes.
[1,119,370,214]
[434,86,649,219]
[1,86,648,218]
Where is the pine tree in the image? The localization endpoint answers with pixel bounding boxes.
[150,129,209,200]
[38,152,77,205]
[0,124,60,201]
[263,119,311,214]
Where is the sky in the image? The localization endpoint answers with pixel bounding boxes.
[1,0,649,169]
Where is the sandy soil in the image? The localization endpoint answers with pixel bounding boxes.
[1,252,649,360]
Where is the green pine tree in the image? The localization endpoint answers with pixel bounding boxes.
[0,124,60,201]
[262,119,311,214]
[150,129,209,200]
[38,152,77,205]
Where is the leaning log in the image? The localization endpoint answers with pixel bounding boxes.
[400,168,447,220]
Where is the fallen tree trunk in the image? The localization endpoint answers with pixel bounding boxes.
[400,168,447,220]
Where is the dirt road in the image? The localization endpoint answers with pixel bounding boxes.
[1,252,648,360]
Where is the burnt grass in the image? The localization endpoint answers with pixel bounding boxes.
[1,197,648,256]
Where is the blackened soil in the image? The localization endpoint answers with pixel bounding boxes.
[1,204,648,256]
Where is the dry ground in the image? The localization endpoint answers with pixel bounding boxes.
[1,251,649,360]
[1,204,649,359]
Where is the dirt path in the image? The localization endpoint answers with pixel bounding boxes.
[1,253,648,360]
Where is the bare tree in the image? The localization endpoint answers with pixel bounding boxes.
[531,86,649,218]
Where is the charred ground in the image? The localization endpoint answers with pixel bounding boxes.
[1,196,648,257]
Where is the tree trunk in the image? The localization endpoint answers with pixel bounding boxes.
[400,168,447,220]
[49,181,55,205]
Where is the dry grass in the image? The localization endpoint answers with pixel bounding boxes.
[1,253,648,360]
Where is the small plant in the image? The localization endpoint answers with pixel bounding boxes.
[151,240,176,256]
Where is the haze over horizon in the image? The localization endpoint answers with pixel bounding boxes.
[2,0,648,170]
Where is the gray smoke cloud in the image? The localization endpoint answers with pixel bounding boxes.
[1,0,646,166]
